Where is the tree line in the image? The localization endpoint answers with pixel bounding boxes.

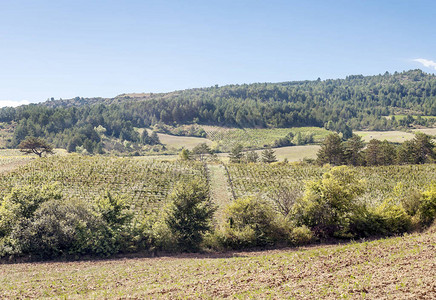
[0,69,435,151]
[317,132,436,166]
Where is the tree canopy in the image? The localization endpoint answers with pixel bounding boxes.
[19,137,54,157]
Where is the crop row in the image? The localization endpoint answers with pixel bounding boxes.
[226,163,436,207]
[0,155,207,213]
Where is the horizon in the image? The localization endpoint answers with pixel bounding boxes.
[0,68,434,108]
[1,1,436,106]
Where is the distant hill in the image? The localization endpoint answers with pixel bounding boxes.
[0,69,435,152]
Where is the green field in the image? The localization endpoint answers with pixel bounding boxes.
[227,163,436,207]
[0,155,205,207]
[155,132,213,150]
[202,126,330,152]
[1,226,434,299]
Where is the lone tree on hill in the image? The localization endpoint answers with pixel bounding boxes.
[19,137,54,157]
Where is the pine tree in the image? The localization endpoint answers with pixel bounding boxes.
[229,144,244,163]
[261,148,277,163]
[246,150,259,163]
[316,133,345,166]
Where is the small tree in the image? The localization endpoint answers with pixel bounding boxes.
[19,137,54,157]
[261,148,277,163]
[293,166,365,237]
[316,133,344,166]
[246,150,259,163]
[166,180,215,251]
[229,144,244,163]
[192,143,213,161]
[343,134,364,166]
[150,131,161,145]
[180,148,191,160]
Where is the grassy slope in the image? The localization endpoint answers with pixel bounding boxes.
[1,226,434,299]
[156,132,213,150]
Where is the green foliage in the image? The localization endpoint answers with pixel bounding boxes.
[374,199,411,234]
[293,166,365,237]
[4,70,436,151]
[96,192,131,229]
[417,183,436,226]
[245,150,259,163]
[19,137,54,157]
[317,132,435,167]
[229,144,244,163]
[166,179,215,251]
[192,143,213,161]
[179,148,191,160]
[9,200,117,258]
[316,133,345,166]
[290,225,314,246]
[343,134,364,166]
[261,148,277,163]
[221,196,287,248]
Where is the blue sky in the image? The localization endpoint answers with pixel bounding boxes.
[0,0,435,106]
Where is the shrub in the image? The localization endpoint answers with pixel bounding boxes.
[221,196,288,248]
[417,183,436,226]
[0,183,63,239]
[290,225,314,246]
[166,179,215,252]
[293,166,365,238]
[375,199,411,234]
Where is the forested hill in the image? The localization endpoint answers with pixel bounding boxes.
[1,69,435,150]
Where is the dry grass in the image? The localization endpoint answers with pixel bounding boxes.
[156,132,213,150]
[355,131,416,143]
[217,145,320,163]
[355,128,436,143]
[0,228,434,299]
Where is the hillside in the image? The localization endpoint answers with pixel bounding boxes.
[0,69,435,153]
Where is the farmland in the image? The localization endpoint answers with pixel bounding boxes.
[227,163,436,207]
[0,225,434,299]
[0,155,206,212]
[202,126,330,152]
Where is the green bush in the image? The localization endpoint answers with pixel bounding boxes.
[290,225,314,246]
[10,199,120,258]
[0,183,63,239]
[221,196,288,248]
[375,199,411,234]
[348,204,385,238]
[293,166,365,238]
[417,183,436,226]
[165,179,215,252]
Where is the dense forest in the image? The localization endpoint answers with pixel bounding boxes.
[1,69,435,151]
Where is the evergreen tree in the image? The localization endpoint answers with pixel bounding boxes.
[150,131,161,145]
[166,180,215,251]
[229,144,244,163]
[343,134,364,166]
[316,133,345,166]
[412,132,435,164]
[180,148,190,160]
[261,148,277,163]
[140,129,151,145]
[192,143,213,161]
[246,150,259,163]
[19,137,54,157]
